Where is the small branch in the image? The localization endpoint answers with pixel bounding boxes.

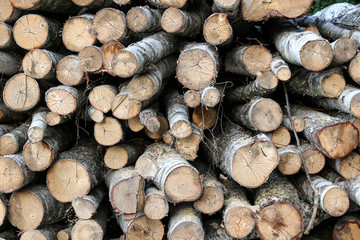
[283,82,320,234]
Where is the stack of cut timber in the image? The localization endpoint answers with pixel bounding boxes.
[0,0,360,239]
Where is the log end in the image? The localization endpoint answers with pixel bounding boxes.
[111,94,141,120]
[321,73,345,98]
[275,67,291,81]
[10,0,38,9]
[144,195,169,220]
[56,55,84,86]
[112,50,138,78]
[127,215,164,240]
[338,153,360,180]
[20,230,48,240]
[71,219,104,240]
[135,156,158,180]
[126,7,149,33]
[94,117,123,146]
[303,146,325,174]
[0,1,15,22]
[278,152,302,175]
[250,98,283,132]
[257,71,278,89]
[184,90,201,108]
[45,88,77,116]
[300,40,333,71]
[194,186,224,215]
[160,0,187,8]
[128,115,144,132]
[78,46,102,73]
[349,54,360,84]
[93,8,126,43]
[192,106,217,129]
[333,38,357,64]
[333,222,360,240]
[23,141,53,172]
[224,206,255,238]
[161,8,184,33]
[293,117,306,132]
[0,22,11,48]
[104,145,128,170]
[127,75,156,101]
[23,49,52,79]
[350,93,360,118]
[0,198,6,226]
[0,135,18,155]
[243,46,272,75]
[89,86,117,114]
[203,13,232,46]
[72,197,96,219]
[168,221,204,240]
[272,127,291,148]
[323,187,349,217]
[171,120,192,139]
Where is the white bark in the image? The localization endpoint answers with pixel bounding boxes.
[270,55,291,81]
[313,3,356,21]
[28,111,47,143]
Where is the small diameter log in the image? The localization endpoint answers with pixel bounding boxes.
[184,90,200,108]
[162,130,175,146]
[282,115,306,132]
[22,49,64,80]
[287,67,345,98]
[13,14,61,50]
[349,53,360,84]
[265,126,291,148]
[273,20,333,71]
[144,114,169,140]
[45,112,69,126]
[144,185,169,220]
[291,106,359,159]
[165,90,192,139]
[62,14,96,52]
[71,206,108,240]
[27,110,47,143]
[78,46,103,73]
[101,40,124,76]
[111,83,141,120]
[10,0,80,13]
[94,117,124,146]
[225,45,272,76]
[205,219,258,240]
[0,102,27,124]
[328,152,360,180]
[3,73,40,112]
[199,86,221,107]
[112,32,179,78]
[222,180,255,238]
[104,143,141,170]
[105,167,145,214]
[46,140,104,202]
[0,22,17,50]
[0,0,22,23]
[331,38,357,65]
[89,85,118,113]
[0,124,14,137]
[270,55,291,81]
[0,120,29,155]
[57,227,72,240]
[72,186,106,219]
[177,42,219,90]
[93,8,127,44]
[278,145,302,175]
[0,50,21,75]
[174,123,202,161]
[139,103,160,132]
[192,106,217,129]
[126,6,162,33]
[127,115,144,132]
[45,85,85,116]
[20,226,58,240]
[23,125,74,172]
[161,4,210,37]
[135,143,202,203]
[168,204,204,240]
[232,97,283,132]
[212,0,241,18]
[202,121,279,188]
[226,71,278,102]
[0,195,7,227]
[301,142,326,174]
[255,173,303,240]
[87,106,104,123]
[8,185,68,230]
[56,55,85,86]
[296,175,349,216]
[333,213,360,240]
[127,55,177,101]
[117,211,164,240]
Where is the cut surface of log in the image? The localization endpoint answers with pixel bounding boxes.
[56,55,85,86]
[0,121,29,155]
[282,115,306,132]
[139,103,160,132]
[0,0,22,23]
[184,90,200,108]
[0,22,16,50]
[89,85,118,113]
[267,127,291,148]
[329,152,360,180]
[78,46,103,73]
[159,0,188,8]
[87,106,104,123]
[270,55,291,81]
[278,145,302,175]
[127,115,144,132]
[331,38,357,65]
[20,227,57,240]
[104,143,141,170]
[72,186,105,220]
[111,91,141,120]
[144,115,169,140]
[301,142,326,174]
[0,51,21,76]
[57,227,72,240]
[174,123,202,160]
[333,213,360,240]
[10,0,80,13]
[192,106,217,129]
[144,186,169,220]
[349,53,360,84]
[93,8,127,43]
[203,13,233,46]
[0,194,7,227]
[94,117,124,146]
[101,40,124,76]
[45,112,69,126]
[126,6,162,33]
[199,86,221,107]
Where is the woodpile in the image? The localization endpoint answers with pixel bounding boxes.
[1,0,360,239]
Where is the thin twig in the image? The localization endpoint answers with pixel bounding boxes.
[283,82,320,234]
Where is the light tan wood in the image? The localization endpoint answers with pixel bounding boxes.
[333,214,360,240]
[332,38,357,65]
[302,143,326,174]
[144,115,169,140]
[104,143,141,170]
[101,40,124,76]
[57,227,72,240]
[199,86,221,107]
[203,13,232,46]
[0,0,22,23]
[175,124,202,161]
[282,115,306,132]
[159,0,188,8]
[89,85,118,113]
[192,106,217,129]
[269,127,291,148]
[87,106,104,123]
[278,145,302,175]
[20,228,57,240]
[111,90,141,120]
[56,55,85,86]
[72,0,114,8]
[126,6,162,33]
[144,186,169,220]
[349,53,360,84]
[113,0,131,6]
[0,194,7,226]
[127,115,144,132]
[72,186,105,219]
[10,0,80,13]
[330,152,360,180]
[0,121,29,155]
[0,22,16,49]
[94,117,124,146]
[184,90,201,108]
[78,46,103,73]
[93,8,127,43]
[45,112,69,126]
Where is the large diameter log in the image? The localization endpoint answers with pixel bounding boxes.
[327,111,360,147]
[232,98,283,132]
[72,186,106,220]
[13,14,61,50]
[278,145,302,175]
[105,167,145,214]
[89,85,118,113]
[0,51,21,76]
[331,38,357,65]
[241,0,314,21]
[203,13,233,47]
[56,55,85,86]
[8,185,68,230]
[3,73,40,112]
[0,0,22,23]
[135,143,202,203]
[333,213,360,240]
[101,40,124,76]
[111,86,141,120]
[301,142,326,175]
[104,143,141,170]
[10,0,80,13]
[0,120,29,155]
[20,226,58,240]
[112,32,179,78]
[202,121,279,188]
[176,42,219,90]
[62,14,96,52]
[46,140,104,202]
[126,7,162,33]
[291,106,358,159]
[94,117,125,146]
[329,152,360,180]
[167,204,204,240]
[255,173,303,240]
[144,185,169,220]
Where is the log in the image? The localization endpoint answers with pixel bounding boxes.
[241,0,314,21]
[46,139,104,202]
[199,86,221,107]
[8,185,68,230]
[301,142,326,174]
[10,0,80,13]
[349,53,360,84]
[135,143,202,203]
[265,126,291,148]
[126,6,162,33]
[177,42,219,90]
[144,185,169,220]
[89,85,118,113]
[328,152,360,180]
[162,130,175,146]
[117,211,164,240]
[45,112,69,126]
[3,73,41,112]
[78,46,103,73]
[0,22,17,50]
[62,14,96,52]
[56,55,85,86]
[27,110,47,143]
[87,106,104,123]
[167,204,204,240]
[23,125,75,172]
[0,0,22,23]
[93,8,127,44]
[327,111,360,147]
[20,226,58,240]
[184,90,200,108]
[203,13,233,47]
[331,38,357,65]
[103,143,141,170]
[282,115,306,132]
[111,83,141,120]
[127,115,144,132]
[212,0,241,18]
[312,3,355,21]
[22,49,64,80]
[0,120,29,155]
[112,32,179,78]
[0,50,21,76]
[72,186,106,219]
[202,120,279,188]
[139,103,160,132]
[278,145,302,175]
[101,40,124,76]
[143,114,168,140]
[157,0,191,9]
[333,213,360,240]
[192,106,217,129]
[232,97,283,132]
[57,227,72,240]
[0,195,6,227]
[205,219,258,240]
[270,54,291,81]
[94,116,125,146]
[113,0,131,6]
[72,0,114,9]
[291,106,358,159]
[224,45,272,76]
[174,123,202,161]
[13,14,61,50]
[105,167,145,214]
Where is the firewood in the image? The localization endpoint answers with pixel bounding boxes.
[184,90,200,108]
[301,142,326,175]
[56,55,85,86]
[199,86,221,107]
[0,0,22,23]
[127,115,144,132]
[349,53,360,84]
[78,46,103,73]
[57,227,72,240]
[139,103,160,133]
[8,185,68,230]
[174,123,202,161]
[282,115,306,132]
[333,213,360,240]
[46,140,104,202]
[105,167,145,214]
[331,38,357,65]
[113,0,131,6]
[157,0,192,9]
[0,50,21,76]
[270,55,291,81]
[202,120,278,188]
[72,0,114,8]
[89,85,118,113]
[111,84,141,120]
[212,0,241,18]
[0,102,28,124]
[0,120,29,155]
[265,126,291,148]
[204,219,258,240]
[203,13,233,47]
[45,112,69,126]
[104,143,141,170]
[144,185,169,220]
[177,42,219,90]
[62,14,96,52]
[328,152,360,180]
[3,73,41,112]
[87,106,104,123]
[143,114,167,137]
[101,40,124,76]
[117,211,164,240]
[20,226,59,240]
[192,106,217,129]
[27,110,47,143]
[278,145,302,175]
[13,14,61,50]
[94,117,125,146]
[10,0,80,13]
[162,130,175,146]
[126,7,162,33]
[72,186,106,219]
[0,195,7,227]
[0,22,17,50]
